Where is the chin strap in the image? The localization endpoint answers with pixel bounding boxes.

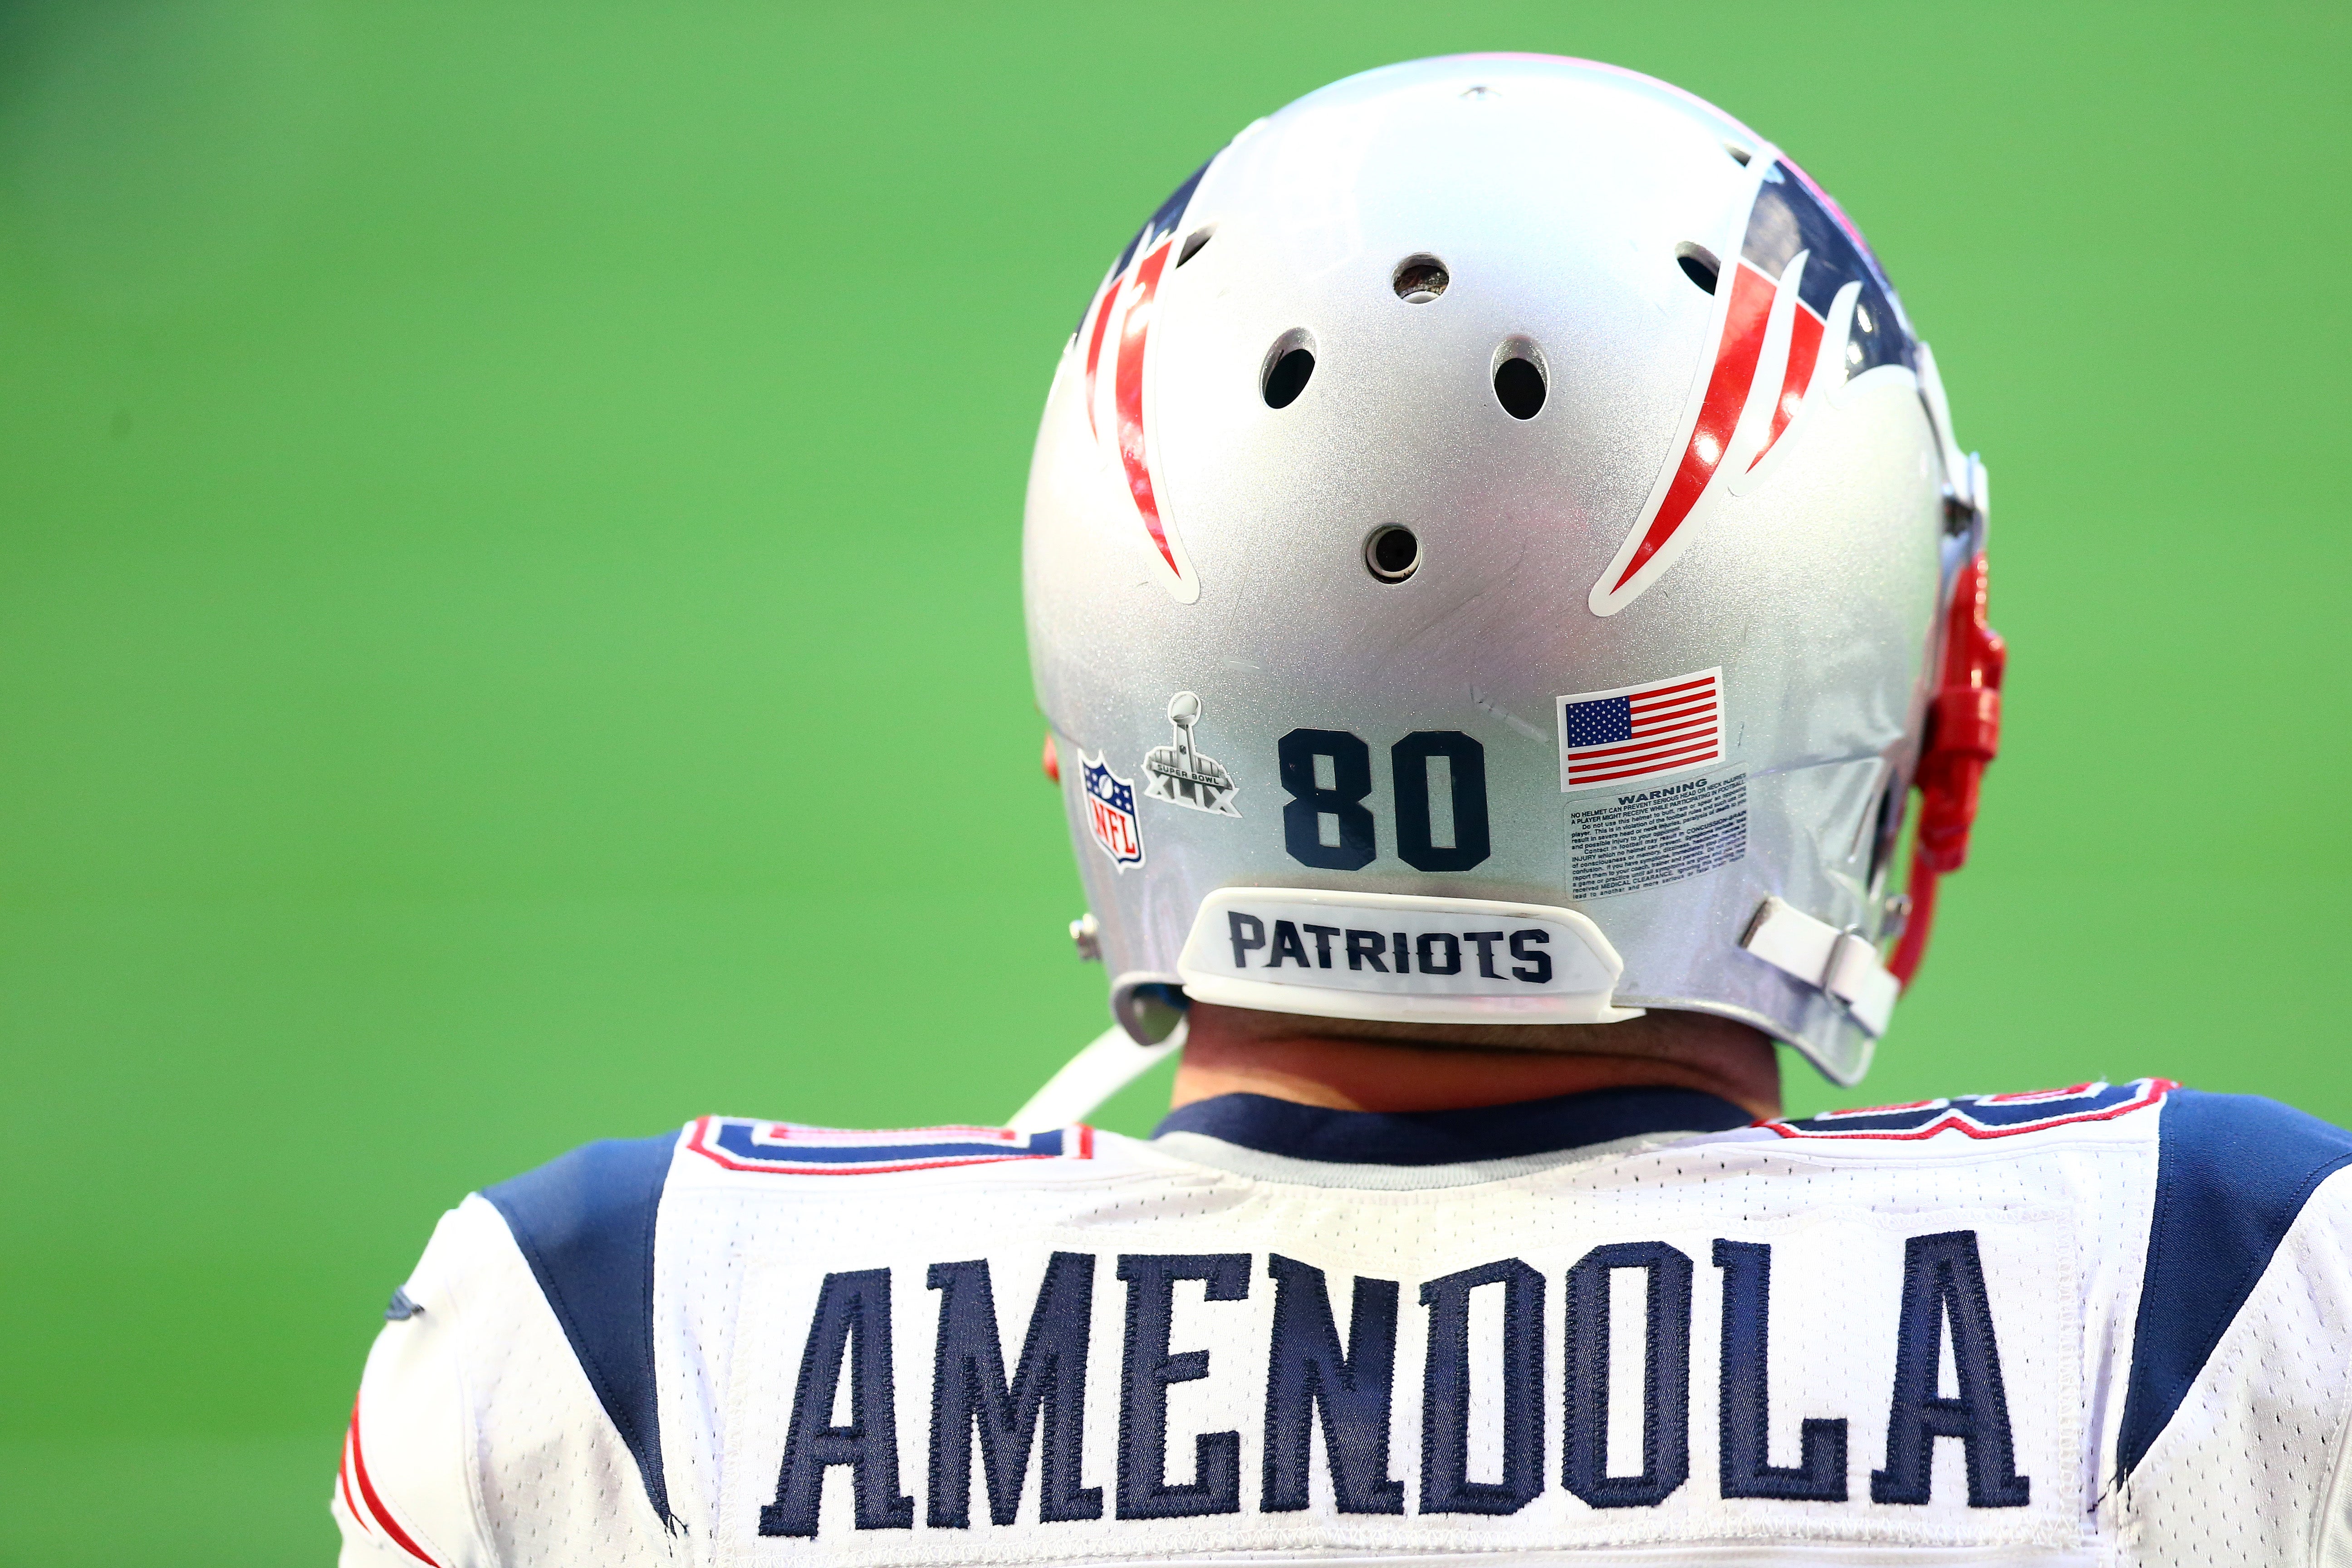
[1888,550,2005,988]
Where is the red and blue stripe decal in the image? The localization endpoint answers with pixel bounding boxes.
[1594,155,1917,613]
[685,1116,1093,1175]
[1075,161,1210,585]
[1762,1078,2178,1141]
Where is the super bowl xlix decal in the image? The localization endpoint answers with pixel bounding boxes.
[1142,691,1239,816]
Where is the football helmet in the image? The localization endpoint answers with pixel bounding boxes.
[1022,54,1999,1098]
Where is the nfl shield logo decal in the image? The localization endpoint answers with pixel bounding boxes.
[1080,751,1145,869]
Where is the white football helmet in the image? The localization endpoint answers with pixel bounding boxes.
[1019,54,2002,1109]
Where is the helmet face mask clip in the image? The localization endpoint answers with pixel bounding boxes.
[1024,55,1999,1091]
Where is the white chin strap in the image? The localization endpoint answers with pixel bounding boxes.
[1738,896,1898,1037]
[1007,1019,1186,1132]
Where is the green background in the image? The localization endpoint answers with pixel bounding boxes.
[0,1,2341,1560]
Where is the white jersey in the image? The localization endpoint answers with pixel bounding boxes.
[335,1078,2352,1567]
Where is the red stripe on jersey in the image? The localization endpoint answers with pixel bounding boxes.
[348,1396,442,1566]
[338,1427,367,1535]
[1763,1078,2180,1140]
[1984,1082,2099,1103]
[685,1116,1091,1176]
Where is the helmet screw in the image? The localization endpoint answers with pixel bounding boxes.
[1070,912,1102,962]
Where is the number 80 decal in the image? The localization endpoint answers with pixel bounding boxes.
[1277,729,1490,872]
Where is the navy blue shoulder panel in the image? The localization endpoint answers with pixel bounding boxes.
[483,1131,679,1525]
[2117,1090,2352,1476]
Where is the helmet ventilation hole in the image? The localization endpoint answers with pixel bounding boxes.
[1724,142,1754,167]
[1494,358,1545,419]
[1393,255,1449,303]
[1676,243,1720,294]
[1491,336,1547,420]
[1261,329,1316,408]
[1364,525,1421,583]
[1176,225,1214,266]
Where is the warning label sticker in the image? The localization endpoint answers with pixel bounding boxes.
[1569,773,1748,901]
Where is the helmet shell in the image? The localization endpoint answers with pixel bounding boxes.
[1024,55,1977,1084]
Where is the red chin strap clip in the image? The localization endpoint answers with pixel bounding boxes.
[1887,551,2005,989]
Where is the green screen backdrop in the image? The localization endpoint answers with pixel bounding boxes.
[0,2,2342,1560]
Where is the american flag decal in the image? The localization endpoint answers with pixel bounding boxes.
[1557,667,1724,790]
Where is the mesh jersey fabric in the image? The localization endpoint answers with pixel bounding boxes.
[334,1082,2352,1567]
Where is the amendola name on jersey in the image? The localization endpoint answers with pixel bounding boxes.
[337,1078,2352,1567]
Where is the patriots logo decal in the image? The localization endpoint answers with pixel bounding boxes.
[1074,160,1211,604]
[1590,159,1917,616]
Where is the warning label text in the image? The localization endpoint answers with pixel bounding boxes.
[1569,773,1748,901]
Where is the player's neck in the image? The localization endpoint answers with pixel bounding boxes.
[1169,1002,1782,1121]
